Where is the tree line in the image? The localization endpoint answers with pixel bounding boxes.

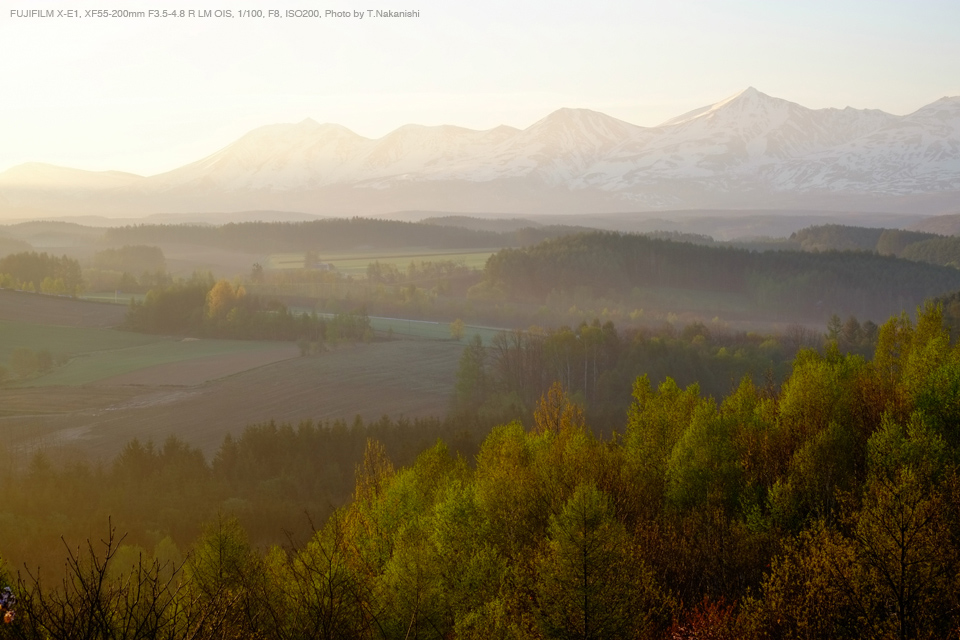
[123,275,371,343]
[0,252,83,295]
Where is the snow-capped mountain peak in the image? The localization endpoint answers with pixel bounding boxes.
[657,86,776,127]
[522,108,645,149]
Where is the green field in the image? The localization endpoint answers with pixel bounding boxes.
[267,248,495,277]
[0,319,161,363]
[35,338,287,387]
[0,320,287,387]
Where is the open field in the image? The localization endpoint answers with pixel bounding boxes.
[37,338,298,387]
[0,339,463,461]
[0,319,161,364]
[267,248,494,276]
[0,275,467,466]
[0,317,297,387]
[0,289,127,327]
[91,345,299,386]
[0,385,143,418]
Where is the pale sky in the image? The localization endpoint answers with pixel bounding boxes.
[1,0,958,176]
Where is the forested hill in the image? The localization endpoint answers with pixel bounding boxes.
[789,224,934,253]
[102,218,584,252]
[482,231,960,321]
[790,223,960,269]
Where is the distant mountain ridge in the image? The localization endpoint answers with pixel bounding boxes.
[2,88,959,217]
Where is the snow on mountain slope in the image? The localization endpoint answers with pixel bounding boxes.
[354,123,517,184]
[487,108,649,184]
[362,108,646,185]
[152,119,372,191]
[596,88,897,192]
[770,97,960,194]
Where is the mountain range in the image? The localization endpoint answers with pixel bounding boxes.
[2,87,959,218]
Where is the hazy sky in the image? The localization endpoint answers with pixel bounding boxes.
[1,0,958,176]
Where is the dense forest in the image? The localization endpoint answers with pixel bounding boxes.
[900,235,960,268]
[451,319,836,432]
[0,413,486,577]
[790,224,960,268]
[479,232,960,321]
[2,304,960,638]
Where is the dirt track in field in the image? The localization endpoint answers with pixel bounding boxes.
[92,344,300,386]
[0,289,126,327]
[1,340,463,462]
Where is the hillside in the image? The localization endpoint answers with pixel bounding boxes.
[481,231,960,322]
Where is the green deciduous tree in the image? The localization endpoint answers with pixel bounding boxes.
[665,400,742,513]
[535,483,670,640]
[623,376,704,520]
[743,522,861,640]
[850,467,957,640]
